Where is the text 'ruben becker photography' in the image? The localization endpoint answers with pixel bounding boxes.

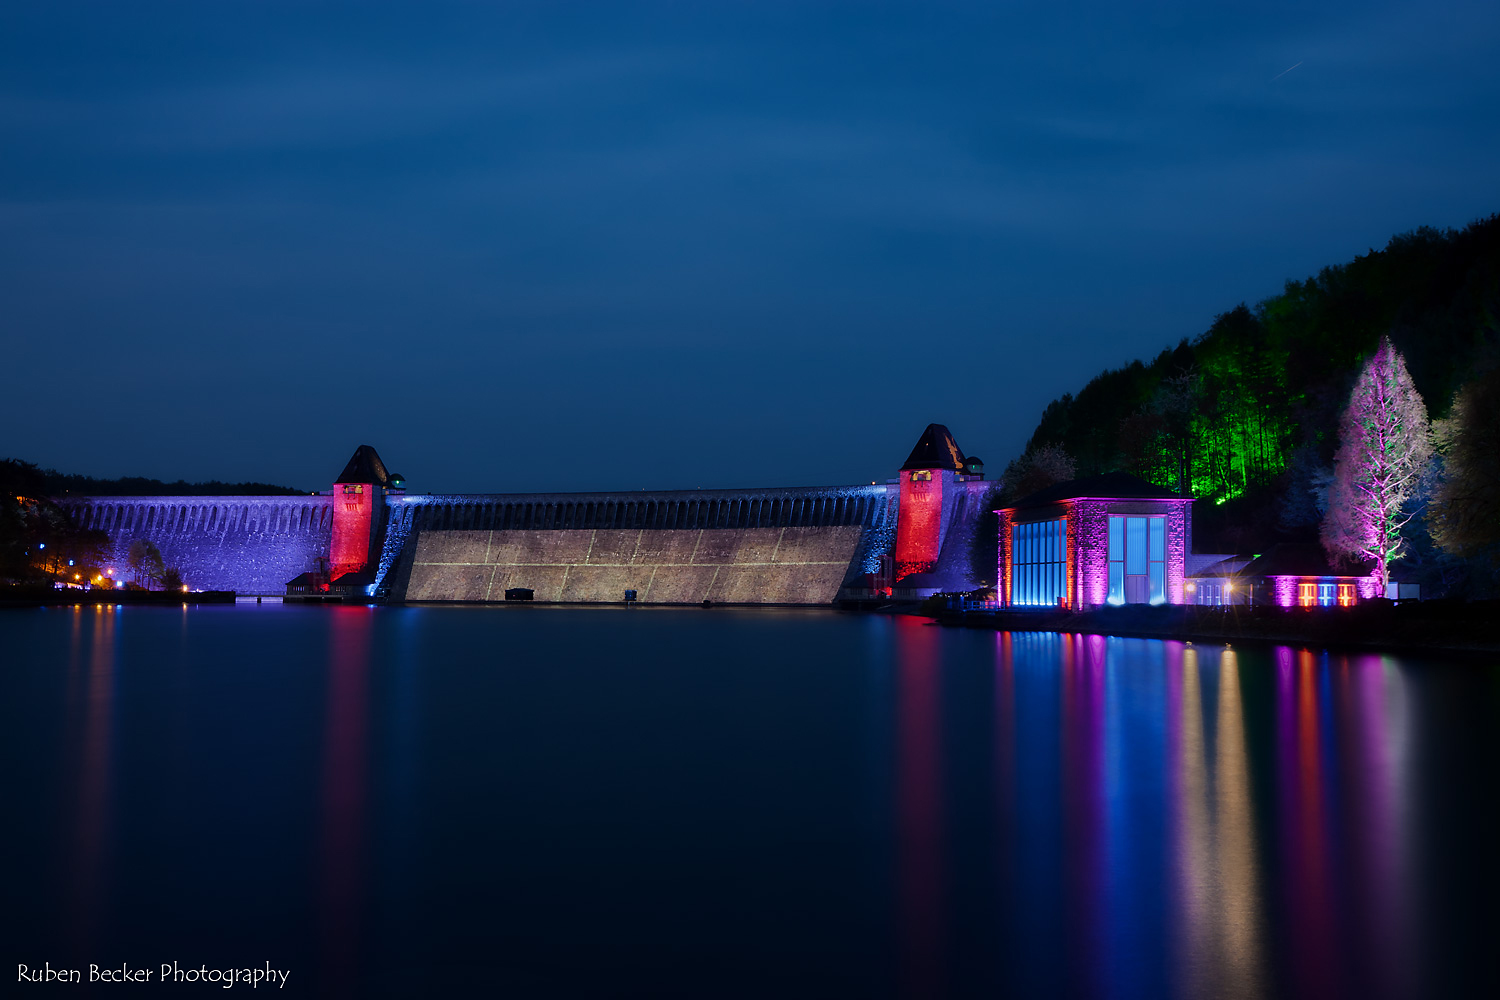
[17,962,290,988]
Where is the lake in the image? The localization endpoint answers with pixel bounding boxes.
[4,604,1498,997]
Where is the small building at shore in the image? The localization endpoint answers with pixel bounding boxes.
[1188,542,1383,607]
[996,472,1192,609]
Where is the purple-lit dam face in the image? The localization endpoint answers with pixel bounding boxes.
[4,608,1496,998]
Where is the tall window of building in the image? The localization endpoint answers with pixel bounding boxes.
[1107,515,1167,605]
[1011,517,1067,607]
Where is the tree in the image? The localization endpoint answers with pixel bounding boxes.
[1,458,111,583]
[1429,366,1500,562]
[127,539,165,590]
[161,567,184,592]
[969,485,1003,588]
[998,444,1077,508]
[972,445,1078,587]
[1321,337,1433,590]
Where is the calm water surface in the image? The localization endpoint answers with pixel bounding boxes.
[4,605,1498,998]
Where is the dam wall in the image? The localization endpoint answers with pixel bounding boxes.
[928,480,995,590]
[63,496,332,595]
[383,485,897,604]
[57,476,988,604]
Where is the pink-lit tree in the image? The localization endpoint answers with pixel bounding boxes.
[1321,337,1433,591]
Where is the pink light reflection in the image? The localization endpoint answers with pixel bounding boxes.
[318,607,373,996]
[894,617,945,999]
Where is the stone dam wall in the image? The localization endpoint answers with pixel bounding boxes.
[381,485,896,604]
[62,496,332,595]
[57,481,992,603]
[402,527,865,603]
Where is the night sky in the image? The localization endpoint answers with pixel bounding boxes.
[4,2,1497,493]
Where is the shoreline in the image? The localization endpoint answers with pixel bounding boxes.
[0,587,236,608]
[928,602,1500,658]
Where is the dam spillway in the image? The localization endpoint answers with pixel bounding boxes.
[61,496,332,595]
[379,485,897,604]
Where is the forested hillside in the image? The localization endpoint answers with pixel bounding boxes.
[1019,214,1500,554]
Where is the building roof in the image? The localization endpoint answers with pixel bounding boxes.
[1188,556,1253,578]
[1240,543,1374,579]
[329,568,376,587]
[335,445,390,487]
[901,424,966,472]
[1008,471,1185,508]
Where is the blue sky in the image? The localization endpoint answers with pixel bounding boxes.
[4,1,1498,492]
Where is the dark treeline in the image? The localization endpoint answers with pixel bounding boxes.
[3,457,304,585]
[41,471,308,496]
[1018,214,1500,556]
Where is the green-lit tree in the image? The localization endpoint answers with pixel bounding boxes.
[1321,337,1433,591]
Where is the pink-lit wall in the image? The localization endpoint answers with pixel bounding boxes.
[1271,574,1384,607]
[1165,501,1189,605]
[1073,500,1110,608]
[895,470,944,579]
[996,508,1014,606]
[331,484,375,578]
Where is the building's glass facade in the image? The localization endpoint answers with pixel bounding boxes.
[1011,517,1067,607]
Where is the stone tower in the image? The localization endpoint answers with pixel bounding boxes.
[330,445,390,581]
[893,424,967,582]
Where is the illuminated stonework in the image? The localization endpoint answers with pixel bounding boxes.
[58,427,996,604]
[1235,545,1384,608]
[891,423,984,589]
[59,496,332,595]
[997,473,1191,610]
[330,445,391,581]
[894,469,944,578]
[330,483,373,577]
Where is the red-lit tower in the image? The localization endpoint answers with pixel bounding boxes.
[330,444,391,582]
[893,424,969,581]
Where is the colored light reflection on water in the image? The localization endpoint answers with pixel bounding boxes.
[3,607,1498,998]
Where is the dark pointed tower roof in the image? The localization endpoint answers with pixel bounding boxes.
[334,445,390,486]
[901,424,966,472]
